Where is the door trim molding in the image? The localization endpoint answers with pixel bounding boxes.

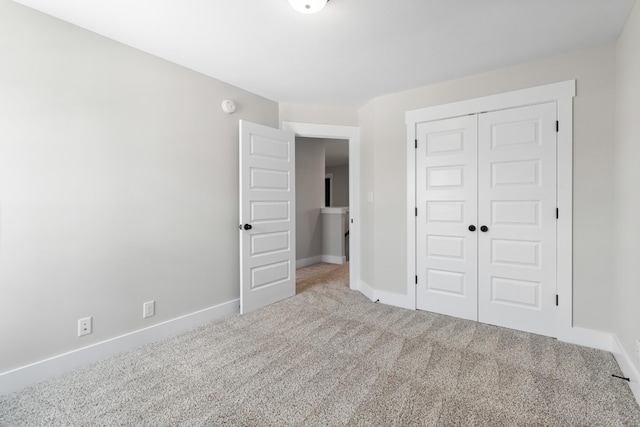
[405,80,576,339]
[282,122,360,292]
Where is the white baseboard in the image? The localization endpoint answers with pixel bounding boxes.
[612,335,640,405]
[321,255,346,265]
[557,326,616,352]
[358,280,414,310]
[0,299,239,396]
[296,255,323,269]
[357,279,639,405]
[557,329,640,404]
[364,287,637,404]
[356,282,633,367]
[358,279,375,301]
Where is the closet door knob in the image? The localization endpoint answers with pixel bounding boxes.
[480,225,489,232]
[243,224,253,230]
[468,225,476,232]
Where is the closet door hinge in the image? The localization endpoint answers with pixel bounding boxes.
[415,139,418,149]
[556,294,559,306]
[415,207,418,217]
[556,121,559,132]
[415,275,418,285]
[556,208,559,219]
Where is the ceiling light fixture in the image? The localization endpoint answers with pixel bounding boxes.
[288,0,328,14]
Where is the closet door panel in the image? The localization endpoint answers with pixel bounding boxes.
[477,102,557,336]
[416,116,478,320]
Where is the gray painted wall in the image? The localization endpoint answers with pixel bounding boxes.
[359,45,617,333]
[295,138,325,261]
[0,1,278,372]
[326,165,349,207]
[614,0,640,374]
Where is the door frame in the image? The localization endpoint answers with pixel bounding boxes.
[282,122,360,291]
[406,80,575,339]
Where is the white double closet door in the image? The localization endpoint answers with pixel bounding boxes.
[416,102,558,337]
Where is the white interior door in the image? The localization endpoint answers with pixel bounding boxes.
[416,115,478,320]
[477,103,557,336]
[239,120,296,314]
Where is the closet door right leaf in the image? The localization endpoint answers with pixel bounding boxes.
[477,102,558,337]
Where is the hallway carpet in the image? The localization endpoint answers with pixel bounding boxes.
[1,263,639,426]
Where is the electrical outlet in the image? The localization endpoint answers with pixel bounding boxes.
[78,317,92,337]
[143,301,155,318]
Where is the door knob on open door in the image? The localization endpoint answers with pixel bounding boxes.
[480,225,489,232]
[243,224,253,230]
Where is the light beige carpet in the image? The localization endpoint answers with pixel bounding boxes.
[1,262,639,426]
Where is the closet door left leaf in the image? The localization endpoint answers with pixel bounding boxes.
[416,115,479,321]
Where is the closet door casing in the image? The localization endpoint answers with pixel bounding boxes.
[415,102,558,337]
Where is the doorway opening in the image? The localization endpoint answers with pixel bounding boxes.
[282,122,360,293]
[295,137,350,288]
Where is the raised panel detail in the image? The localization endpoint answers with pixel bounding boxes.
[491,119,540,150]
[491,160,539,187]
[490,277,540,309]
[250,135,290,161]
[427,166,464,189]
[427,131,464,156]
[427,235,464,259]
[251,260,290,290]
[427,269,465,295]
[250,168,290,191]
[251,201,290,223]
[491,201,540,226]
[427,201,464,223]
[251,231,290,257]
[491,239,540,267]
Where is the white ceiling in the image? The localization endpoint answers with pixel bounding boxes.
[12,0,637,106]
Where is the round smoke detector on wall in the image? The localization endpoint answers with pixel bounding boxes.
[221,99,236,114]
